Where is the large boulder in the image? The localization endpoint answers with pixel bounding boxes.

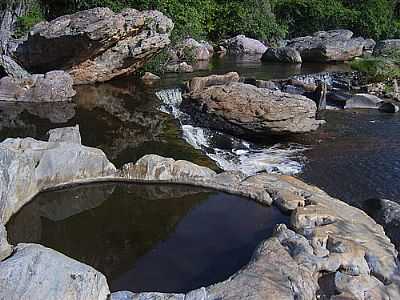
[13,7,173,84]
[345,93,384,109]
[0,126,116,224]
[0,243,109,300]
[287,30,365,62]
[182,78,324,137]
[0,70,76,102]
[261,47,302,64]
[223,35,267,55]
[373,39,400,56]
[187,72,240,93]
[0,224,12,261]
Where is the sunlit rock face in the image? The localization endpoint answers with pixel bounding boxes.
[13,7,174,84]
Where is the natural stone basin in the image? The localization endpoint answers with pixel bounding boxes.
[6,182,288,293]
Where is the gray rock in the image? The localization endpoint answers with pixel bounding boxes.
[0,127,116,224]
[47,125,82,144]
[0,243,109,300]
[165,62,193,73]
[177,38,212,61]
[0,70,76,102]
[0,55,30,79]
[363,38,376,52]
[13,8,173,84]
[111,292,184,300]
[182,79,324,137]
[345,93,384,109]
[261,47,302,63]
[287,30,365,62]
[373,39,400,56]
[223,35,267,55]
[0,224,12,261]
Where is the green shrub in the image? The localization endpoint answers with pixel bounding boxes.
[14,2,45,38]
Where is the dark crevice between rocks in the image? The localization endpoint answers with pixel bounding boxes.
[317,272,338,300]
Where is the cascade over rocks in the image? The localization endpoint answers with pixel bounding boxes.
[182,74,324,137]
[286,30,366,62]
[12,7,173,84]
[0,127,399,299]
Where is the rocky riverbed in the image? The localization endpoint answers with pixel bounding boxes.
[0,126,399,299]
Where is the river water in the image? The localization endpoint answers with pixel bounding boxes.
[2,55,400,290]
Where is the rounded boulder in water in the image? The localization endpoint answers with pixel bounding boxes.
[345,93,384,109]
[378,102,400,113]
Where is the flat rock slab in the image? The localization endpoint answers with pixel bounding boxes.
[0,243,109,300]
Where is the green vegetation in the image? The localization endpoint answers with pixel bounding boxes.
[351,50,400,82]
[274,0,400,40]
[13,2,44,38]
[10,0,400,43]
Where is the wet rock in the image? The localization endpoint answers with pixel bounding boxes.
[187,72,240,93]
[287,30,365,62]
[182,79,324,137]
[222,35,267,55]
[13,8,173,84]
[255,80,280,90]
[0,127,116,224]
[373,39,400,56]
[0,70,76,102]
[345,93,384,109]
[165,62,193,73]
[0,243,109,300]
[261,47,302,63]
[378,102,399,113]
[0,224,12,261]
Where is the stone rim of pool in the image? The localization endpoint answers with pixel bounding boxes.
[0,126,398,300]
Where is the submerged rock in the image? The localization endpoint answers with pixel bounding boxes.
[222,35,267,55]
[0,243,109,300]
[286,30,365,62]
[182,77,324,137]
[13,7,173,84]
[261,47,302,64]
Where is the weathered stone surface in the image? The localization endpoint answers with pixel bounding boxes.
[0,70,76,102]
[223,35,267,55]
[287,30,365,62]
[363,38,376,53]
[0,127,116,224]
[47,125,82,144]
[345,93,384,109]
[261,47,302,63]
[186,72,240,93]
[0,223,12,261]
[0,243,109,300]
[182,80,324,137]
[0,55,30,79]
[13,7,173,84]
[374,39,400,56]
[165,62,193,73]
[177,38,212,61]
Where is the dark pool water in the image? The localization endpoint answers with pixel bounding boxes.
[300,109,400,207]
[6,183,288,293]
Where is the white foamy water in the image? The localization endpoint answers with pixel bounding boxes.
[156,88,307,175]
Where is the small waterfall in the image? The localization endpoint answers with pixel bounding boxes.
[156,88,307,175]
